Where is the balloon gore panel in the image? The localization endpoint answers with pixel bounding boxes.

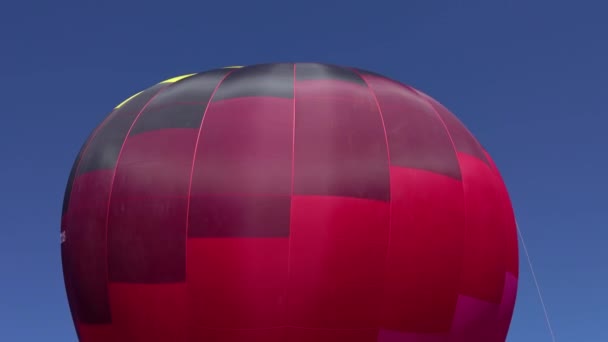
[61,63,518,342]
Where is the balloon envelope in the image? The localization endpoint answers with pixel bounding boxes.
[61,63,519,342]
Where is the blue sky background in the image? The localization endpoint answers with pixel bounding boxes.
[1,0,605,341]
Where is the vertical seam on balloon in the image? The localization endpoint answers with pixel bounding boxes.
[410,87,469,311]
[285,62,297,330]
[103,84,172,290]
[355,72,393,188]
[183,70,235,274]
[351,69,393,331]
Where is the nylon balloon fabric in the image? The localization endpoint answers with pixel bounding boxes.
[61,63,519,342]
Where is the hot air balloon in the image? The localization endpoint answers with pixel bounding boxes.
[61,63,519,342]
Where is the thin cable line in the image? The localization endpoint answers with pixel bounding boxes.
[516,221,556,342]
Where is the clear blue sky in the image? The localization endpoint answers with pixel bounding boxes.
[1,0,605,341]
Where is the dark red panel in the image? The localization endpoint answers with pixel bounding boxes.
[107,129,196,283]
[418,92,489,165]
[108,283,187,341]
[286,327,379,342]
[449,290,510,342]
[188,195,291,237]
[293,79,390,201]
[61,170,113,324]
[76,324,115,342]
[191,327,287,342]
[188,97,293,237]
[376,329,448,342]
[288,196,389,329]
[457,153,506,303]
[191,327,377,342]
[359,73,461,180]
[186,238,289,331]
[381,166,465,333]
